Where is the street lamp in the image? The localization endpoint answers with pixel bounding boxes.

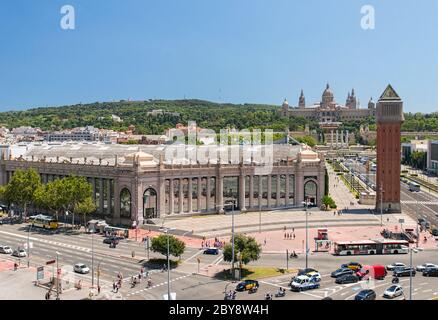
[55,251,60,300]
[379,183,384,227]
[224,201,236,280]
[27,223,32,268]
[409,247,423,300]
[91,231,94,287]
[302,198,311,269]
[159,227,175,300]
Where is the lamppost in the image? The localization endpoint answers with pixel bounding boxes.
[302,198,311,269]
[27,223,32,268]
[409,247,423,300]
[259,203,262,234]
[56,251,60,300]
[159,227,175,300]
[91,231,94,287]
[97,261,102,289]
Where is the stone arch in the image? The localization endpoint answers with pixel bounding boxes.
[304,179,318,207]
[120,188,132,218]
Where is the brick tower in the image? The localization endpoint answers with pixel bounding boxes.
[375,84,404,213]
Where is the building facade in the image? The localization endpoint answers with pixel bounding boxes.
[44,126,100,142]
[0,143,326,227]
[427,140,438,175]
[375,85,404,213]
[281,84,376,122]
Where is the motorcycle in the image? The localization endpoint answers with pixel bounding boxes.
[264,293,273,300]
[248,286,258,294]
[275,290,286,298]
[392,276,399,284]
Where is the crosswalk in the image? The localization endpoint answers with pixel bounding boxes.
[402,200,438,205]
[125,274,192,297]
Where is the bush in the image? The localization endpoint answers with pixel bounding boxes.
[322,195,337,210]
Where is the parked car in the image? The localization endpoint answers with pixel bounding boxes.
[341,262,362,271]
[386,262,406,271]
[335,274,359,284]
[290,275,320,292]
[383,285,404,299]
[12,249,27,257]
[203,247,219,255]
[356,265,387,280]
[416,263,437,272]
[331,268,354,278]
[0,245,13,254]
[355,289,377,300]
[306,271,321,282]
[393,267,416,277]
[431,229,438,237]
[235,280,259,292]
[422,267,438,277]
[74,263,90,274]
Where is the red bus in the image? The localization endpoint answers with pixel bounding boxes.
[334,239,409,256]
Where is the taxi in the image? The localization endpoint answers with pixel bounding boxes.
[341,262,363,271]
[235,279,259,291]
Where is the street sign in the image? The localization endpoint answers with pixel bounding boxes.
[57,268,61,275]
[23,242,33,249]
[46,260,56,265]
[37,266,44,280]
[399,219,405,224]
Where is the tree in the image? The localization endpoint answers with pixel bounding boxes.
[74,196,96,226]
[3,169,41,219]
[223,234,261,270]
[411,151,427,170]
[151,234,185,259]
[34,180,65,220]
[296,135,317,147]
[322,195,337,210]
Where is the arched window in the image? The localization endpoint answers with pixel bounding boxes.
[304,180,318,207]
[120,188,131,217]
[143,188,157,219]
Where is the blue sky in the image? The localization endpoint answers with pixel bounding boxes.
[1,0,437,113]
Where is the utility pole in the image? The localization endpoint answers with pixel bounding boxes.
[259,204,261,234]
[56,252,60,300]
[27,224,32,268]
[166,229,171,300]
[303,199,309,269]
[91,232,94,287]
[380,183,384,226]
[231,201,235,280]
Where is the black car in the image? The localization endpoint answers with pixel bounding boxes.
[331,268,354,278]
[335,274,359,284]
[432,229,438,237]
[297,268,318,276]
[355,289,376,300]
[423,267,438,277]
[393,267,416,277]
[203,247,219,255]
[103,236,124,244]
[235,280,259,292]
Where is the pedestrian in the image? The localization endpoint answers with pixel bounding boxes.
[293,233,296,239]
[284,233,286,239]
[98,285,101,294]
[264,238,267,246]
[292,227,295,233]
[283,226,286,232]
[112,282,116,292]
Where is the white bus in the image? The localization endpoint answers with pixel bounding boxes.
[334,240,409,256]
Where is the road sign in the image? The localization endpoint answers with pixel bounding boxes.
[46,260,56,265]
[57,268,61,275]
[399,219,405,224]
[23,242,33,249]
[37,266,44,280]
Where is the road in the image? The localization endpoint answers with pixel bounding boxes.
[345,160,438,228]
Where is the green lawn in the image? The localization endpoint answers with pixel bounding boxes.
[214,266,297,280]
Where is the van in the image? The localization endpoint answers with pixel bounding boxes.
[356,265,387,280]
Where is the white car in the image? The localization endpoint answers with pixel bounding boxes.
[0,246,13,254]
[386,262,406,271]
[12,249,27,257]
[74,263,90,274]
[383,285,404,299]
[416,263,437,272]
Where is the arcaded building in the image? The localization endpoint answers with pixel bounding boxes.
[281,84,376,122]
[0,142,326,227]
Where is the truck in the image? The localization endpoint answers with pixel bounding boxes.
[356,265,387,280]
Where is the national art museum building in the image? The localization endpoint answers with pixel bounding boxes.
[0,142,326,227]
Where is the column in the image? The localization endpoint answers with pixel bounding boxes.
[169,179,174,214]
[178,178,184,214]
[346,130,349,148]
[99,178,104,213]
[197,177,201,212]
[276,174,281,207]
[113,180,120,224]
[331,130,334,147]
[217,176,224,213]
[258,176,262,208]
[107,178,111,215]
[206,177,211,212]
[249,175,254,209]
[239,175,246,212]
[158,177,166,218]
[340,130,344,147]
[188,177,193,213]
[285,174,290,206]
[267,175,272,208]
[335,131,339,148]
[295,170,304,206]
